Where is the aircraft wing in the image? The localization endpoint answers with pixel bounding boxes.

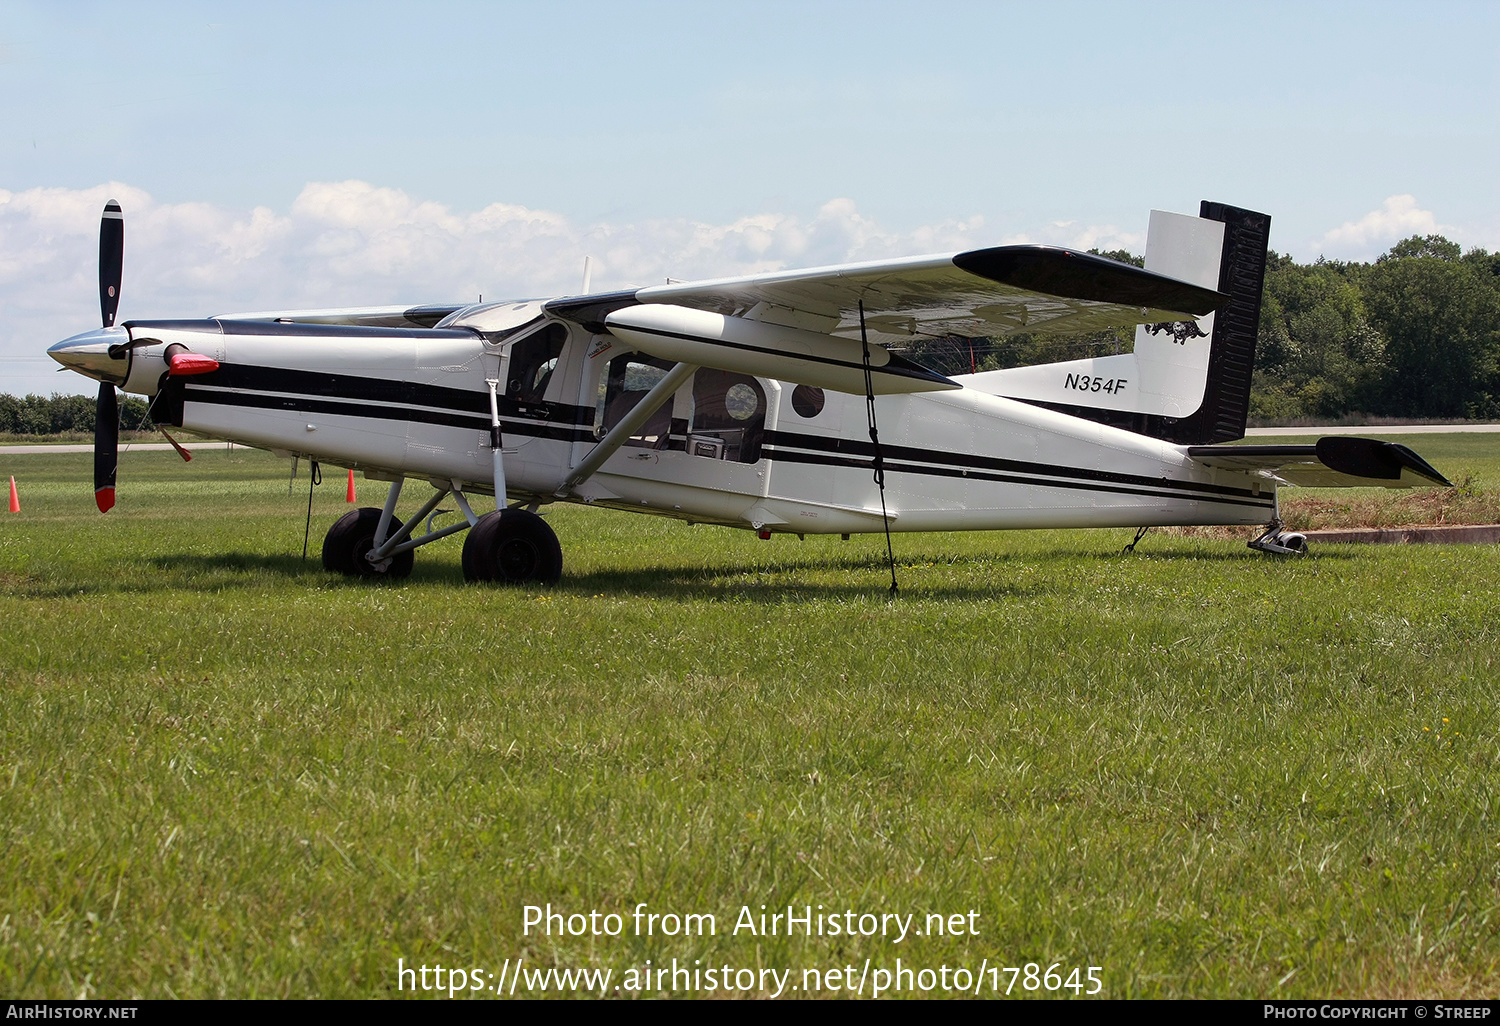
[547,246,1226,346]
[210,303,466,329]
[1186,438,1452,489]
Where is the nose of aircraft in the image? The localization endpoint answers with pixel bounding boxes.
[48,326,131,385]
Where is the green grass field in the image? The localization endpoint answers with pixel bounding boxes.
[1,437,1497,999]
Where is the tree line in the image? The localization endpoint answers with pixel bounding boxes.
[0,393,150,436]
[1254,236,1499,420]
[5,234,1498,432]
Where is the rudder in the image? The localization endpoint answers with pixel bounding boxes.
[1159,201,1271,443]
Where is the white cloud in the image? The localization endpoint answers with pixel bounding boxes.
[1310,195,1460,260]
[0,181,1138,395]
[1005,219,1144,254]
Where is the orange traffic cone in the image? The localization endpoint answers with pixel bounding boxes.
[7,476,18,513]
[346,468,357,503]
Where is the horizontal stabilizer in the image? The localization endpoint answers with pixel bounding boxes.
[1187,438,1451,488]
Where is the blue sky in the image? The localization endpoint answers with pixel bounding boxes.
[3,1,1497,394]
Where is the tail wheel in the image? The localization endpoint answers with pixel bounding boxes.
[322,507,414,579]
[461,509,562,585]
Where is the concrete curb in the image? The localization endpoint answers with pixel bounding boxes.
[1302,525,1500,545]
[1245,424,1500,436]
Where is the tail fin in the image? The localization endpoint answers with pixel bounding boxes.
[1164,201,1271,443]
[959,201,1271,444]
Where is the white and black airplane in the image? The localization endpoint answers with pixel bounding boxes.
[47,199,1449,585]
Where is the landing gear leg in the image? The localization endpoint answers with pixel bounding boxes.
[1248,518,1308,556]
[322,476,488,579]
[1122,525,1151,554]
[323,507,415,578]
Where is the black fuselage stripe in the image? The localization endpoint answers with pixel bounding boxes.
[200,363,594,428]
[179,366,1268,508]
[764,429,1260,500]
[182,388,594,443]
[763,447,1276,510]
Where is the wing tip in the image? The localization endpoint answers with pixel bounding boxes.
[953,245,1227,317]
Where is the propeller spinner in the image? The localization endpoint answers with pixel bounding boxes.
[47,197,130,384]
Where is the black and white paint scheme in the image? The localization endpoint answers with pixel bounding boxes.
[48,200,1450,583]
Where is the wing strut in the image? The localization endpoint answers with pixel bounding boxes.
[860,301,898,598]
[558,361,699,495]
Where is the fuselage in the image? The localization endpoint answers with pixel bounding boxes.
[50,303,1278,534]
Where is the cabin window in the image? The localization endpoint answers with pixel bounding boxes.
[507,322,567,402]
[688,368,765,463]
[791,384,825,418]
[602,353,676,449]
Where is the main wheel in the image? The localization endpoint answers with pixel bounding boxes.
[461,509,562,584]
[322,507,414,579]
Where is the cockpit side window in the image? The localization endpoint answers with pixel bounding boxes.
[507,322,568,402]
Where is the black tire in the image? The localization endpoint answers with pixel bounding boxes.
[321,507,414,579]
[461,509,562,585]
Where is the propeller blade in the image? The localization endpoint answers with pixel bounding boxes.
[94,382,118,512]
[99,199,123,328]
